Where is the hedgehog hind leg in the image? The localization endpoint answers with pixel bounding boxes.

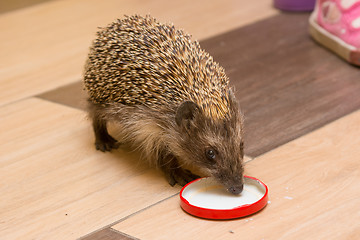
[160,154,200,186]
[93,117,120,152]
[91,110,120,152]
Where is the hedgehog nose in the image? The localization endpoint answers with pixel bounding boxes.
[228,184,244,195]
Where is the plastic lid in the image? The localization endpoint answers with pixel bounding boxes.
[180,176,268,219]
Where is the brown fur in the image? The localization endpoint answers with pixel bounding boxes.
[84,15,245,194]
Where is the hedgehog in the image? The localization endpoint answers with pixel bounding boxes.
[83,15,245,194]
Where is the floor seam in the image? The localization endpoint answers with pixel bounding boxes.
[78,193,179,239]
[109,228,141,240]
[245,107,360,164]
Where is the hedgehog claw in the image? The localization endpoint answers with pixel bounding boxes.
[167,168,200,187]
[95,135,120,152]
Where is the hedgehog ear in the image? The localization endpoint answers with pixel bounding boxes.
[175,101,201,128]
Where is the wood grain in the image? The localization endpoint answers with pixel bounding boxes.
[112,109,360,240]
[80,228,138,240]
[38,81,87,110]
[0,0,52,13]
[0,98,181,240]
[0,0,277,107]
[200,13,360,157]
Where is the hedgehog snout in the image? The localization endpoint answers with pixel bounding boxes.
[227,184,244,195]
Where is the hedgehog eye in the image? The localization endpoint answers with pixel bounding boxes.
[205,148,216,161]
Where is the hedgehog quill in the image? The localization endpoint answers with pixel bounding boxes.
[84,15,245,194]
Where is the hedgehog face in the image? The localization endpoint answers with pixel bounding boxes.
[175,99,245,195]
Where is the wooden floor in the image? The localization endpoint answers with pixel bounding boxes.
[1,1,359,239]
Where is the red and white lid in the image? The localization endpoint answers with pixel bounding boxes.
[180,176,268,219]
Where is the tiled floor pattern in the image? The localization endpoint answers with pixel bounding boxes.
[1,1,360,240]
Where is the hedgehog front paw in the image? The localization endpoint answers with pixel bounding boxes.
[165,168,200,187]
[95,135,120,152]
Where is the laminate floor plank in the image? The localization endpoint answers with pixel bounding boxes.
[0,98,180,240]
[112,109,360,240]
[200,12,360,157]
[38,81,86,110]
[80,228,137,240]
[0,0,53,13]
[0,0,277,107]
